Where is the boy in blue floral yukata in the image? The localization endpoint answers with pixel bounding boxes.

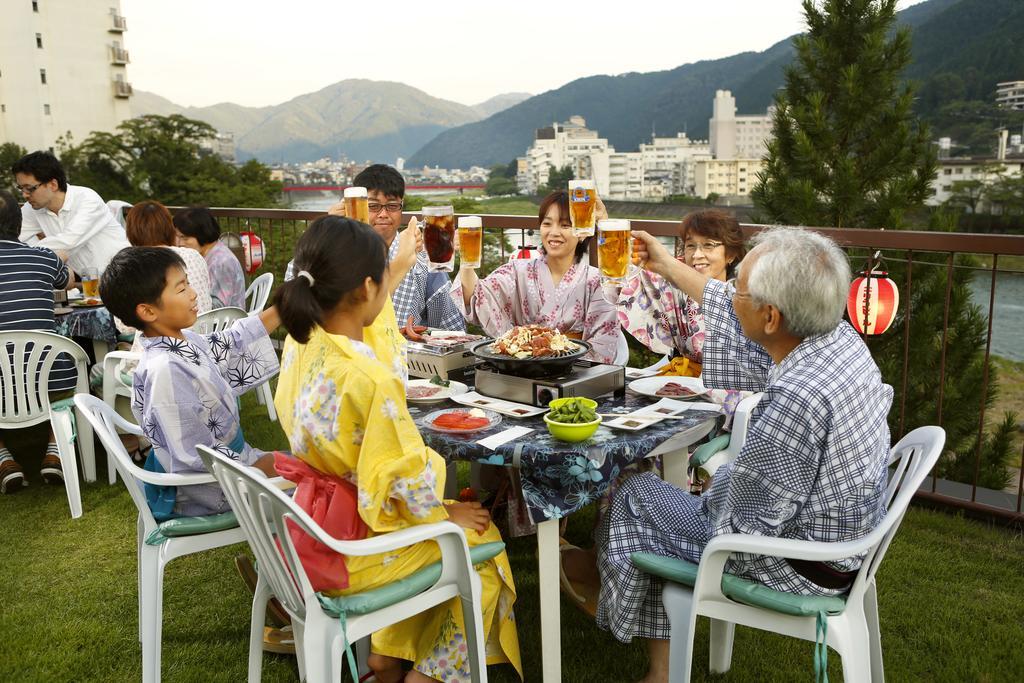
[101,247,282,519]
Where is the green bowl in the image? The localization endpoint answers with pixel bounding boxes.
[544,398,601,442]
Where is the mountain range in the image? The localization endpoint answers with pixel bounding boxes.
[133,0,1024,169]
[408,0,1024,168]
[131,83,530,164]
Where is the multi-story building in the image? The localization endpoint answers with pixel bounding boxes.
[0,1,132,153]
[927,156,1024,207]
[996,81,1024,111]
[694,158,766,199]
[200,132,236,163]
[517,116,613,195]
[708,89,773,160]
[638,132,712,197]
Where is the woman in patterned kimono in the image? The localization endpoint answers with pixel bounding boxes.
[614,209,746,366]
[273,216,522,683]
[451,190,620,364]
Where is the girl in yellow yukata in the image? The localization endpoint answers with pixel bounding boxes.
[273,215,522,683]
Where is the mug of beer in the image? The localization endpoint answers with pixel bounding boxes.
[457,215,483,269]
[343,186,370,224]
[597,219,631,283]
[422,205,456,272]
[81,267,101,299]
[568,179,597,237]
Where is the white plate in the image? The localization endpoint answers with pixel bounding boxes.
[421,408,502,434]
[605,398,690,431]
[449,391,547,418]
[627,376,709,400]
[405,379,469,405]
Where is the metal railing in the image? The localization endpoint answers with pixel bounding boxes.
[199,206,1024,524]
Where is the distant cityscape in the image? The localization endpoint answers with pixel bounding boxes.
[2,1,1022,210]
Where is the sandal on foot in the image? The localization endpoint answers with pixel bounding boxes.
[41,446,64,485]
[559,538,600,619]
[263,625,296,655]
[0,459,26,494]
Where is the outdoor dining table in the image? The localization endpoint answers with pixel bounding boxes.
[53,303,119,362]
[410,390,721,683]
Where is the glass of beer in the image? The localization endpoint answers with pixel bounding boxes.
[597,219,631,284]
[422,205,456,272]
[458,215,483,269]
[343,186,370,224]
[81,267,100,299]
[568,179,597,237]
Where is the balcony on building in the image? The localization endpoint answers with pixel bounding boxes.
[113,79,133,98]
[109,13,127,32]
[110,45,130,65]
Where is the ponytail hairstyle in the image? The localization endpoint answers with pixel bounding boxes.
[274,215,388,344]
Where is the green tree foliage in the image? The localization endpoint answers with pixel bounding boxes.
[945,179,986,214]
[926,99,1024,156]
[753,0,936,230]
[0,142,28,178]
[543,164,574,194]
[56,115,281,207]
[485,164,518,196]
[753,1,1011,487]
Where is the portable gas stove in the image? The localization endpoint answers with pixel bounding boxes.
[406,331,489,380]
[474,360,625,407]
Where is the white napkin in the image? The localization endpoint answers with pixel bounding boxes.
[477,426,534,451]
[67,288,82,299]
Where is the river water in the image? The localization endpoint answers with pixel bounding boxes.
[968,272,1024,363]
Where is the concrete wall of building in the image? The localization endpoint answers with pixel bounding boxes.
[0,1,130,152]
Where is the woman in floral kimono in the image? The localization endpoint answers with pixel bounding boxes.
[451,190,620,364]
[274,216,521,683]
[614,209,746,366]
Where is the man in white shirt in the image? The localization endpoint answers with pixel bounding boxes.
[12,151,129,274]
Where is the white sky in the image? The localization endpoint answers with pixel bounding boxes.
[120,0,928,109]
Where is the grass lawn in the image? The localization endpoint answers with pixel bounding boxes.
[3,391,1023,682]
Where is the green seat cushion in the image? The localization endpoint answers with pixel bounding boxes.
[631,552,847,617]
[689,434,731,468]
[319,541,506,617]
[145,511,239,545]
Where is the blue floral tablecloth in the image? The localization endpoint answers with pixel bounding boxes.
[411,393,720,523]
[54,306,118,345]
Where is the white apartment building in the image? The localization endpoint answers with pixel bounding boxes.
[996,81,1024,111]
[0,1,132,153]
[638,132,712,197]
[694,158,766,199]
[709,89,773,160]
[517,118,712,200]
[927,156,1024,207]
[516,116,613,195]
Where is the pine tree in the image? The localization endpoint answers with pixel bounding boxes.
[753,0,1012,487]
[753,0,936,229]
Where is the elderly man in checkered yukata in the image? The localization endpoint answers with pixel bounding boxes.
[599,226,893,681]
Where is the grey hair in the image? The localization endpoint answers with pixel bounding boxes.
[742,227,851,338]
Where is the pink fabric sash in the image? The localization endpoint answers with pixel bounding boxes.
[273,453,368,592]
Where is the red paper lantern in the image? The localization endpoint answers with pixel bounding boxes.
[847,268,899,335]
[511,244,539,260]
[239,231,264,274]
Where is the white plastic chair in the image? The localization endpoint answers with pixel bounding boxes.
[101,349,141,485]
[641,425,945,682]
[74,394,247,683]
[244,272,274,316]
[196,445,493,683]
[245,274,278,422]
[191,306,247,334]
[686,392,763,487]
[0,331,95,516]
[192,306,278,422]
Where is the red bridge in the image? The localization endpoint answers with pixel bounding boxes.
[282,184,485,192]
